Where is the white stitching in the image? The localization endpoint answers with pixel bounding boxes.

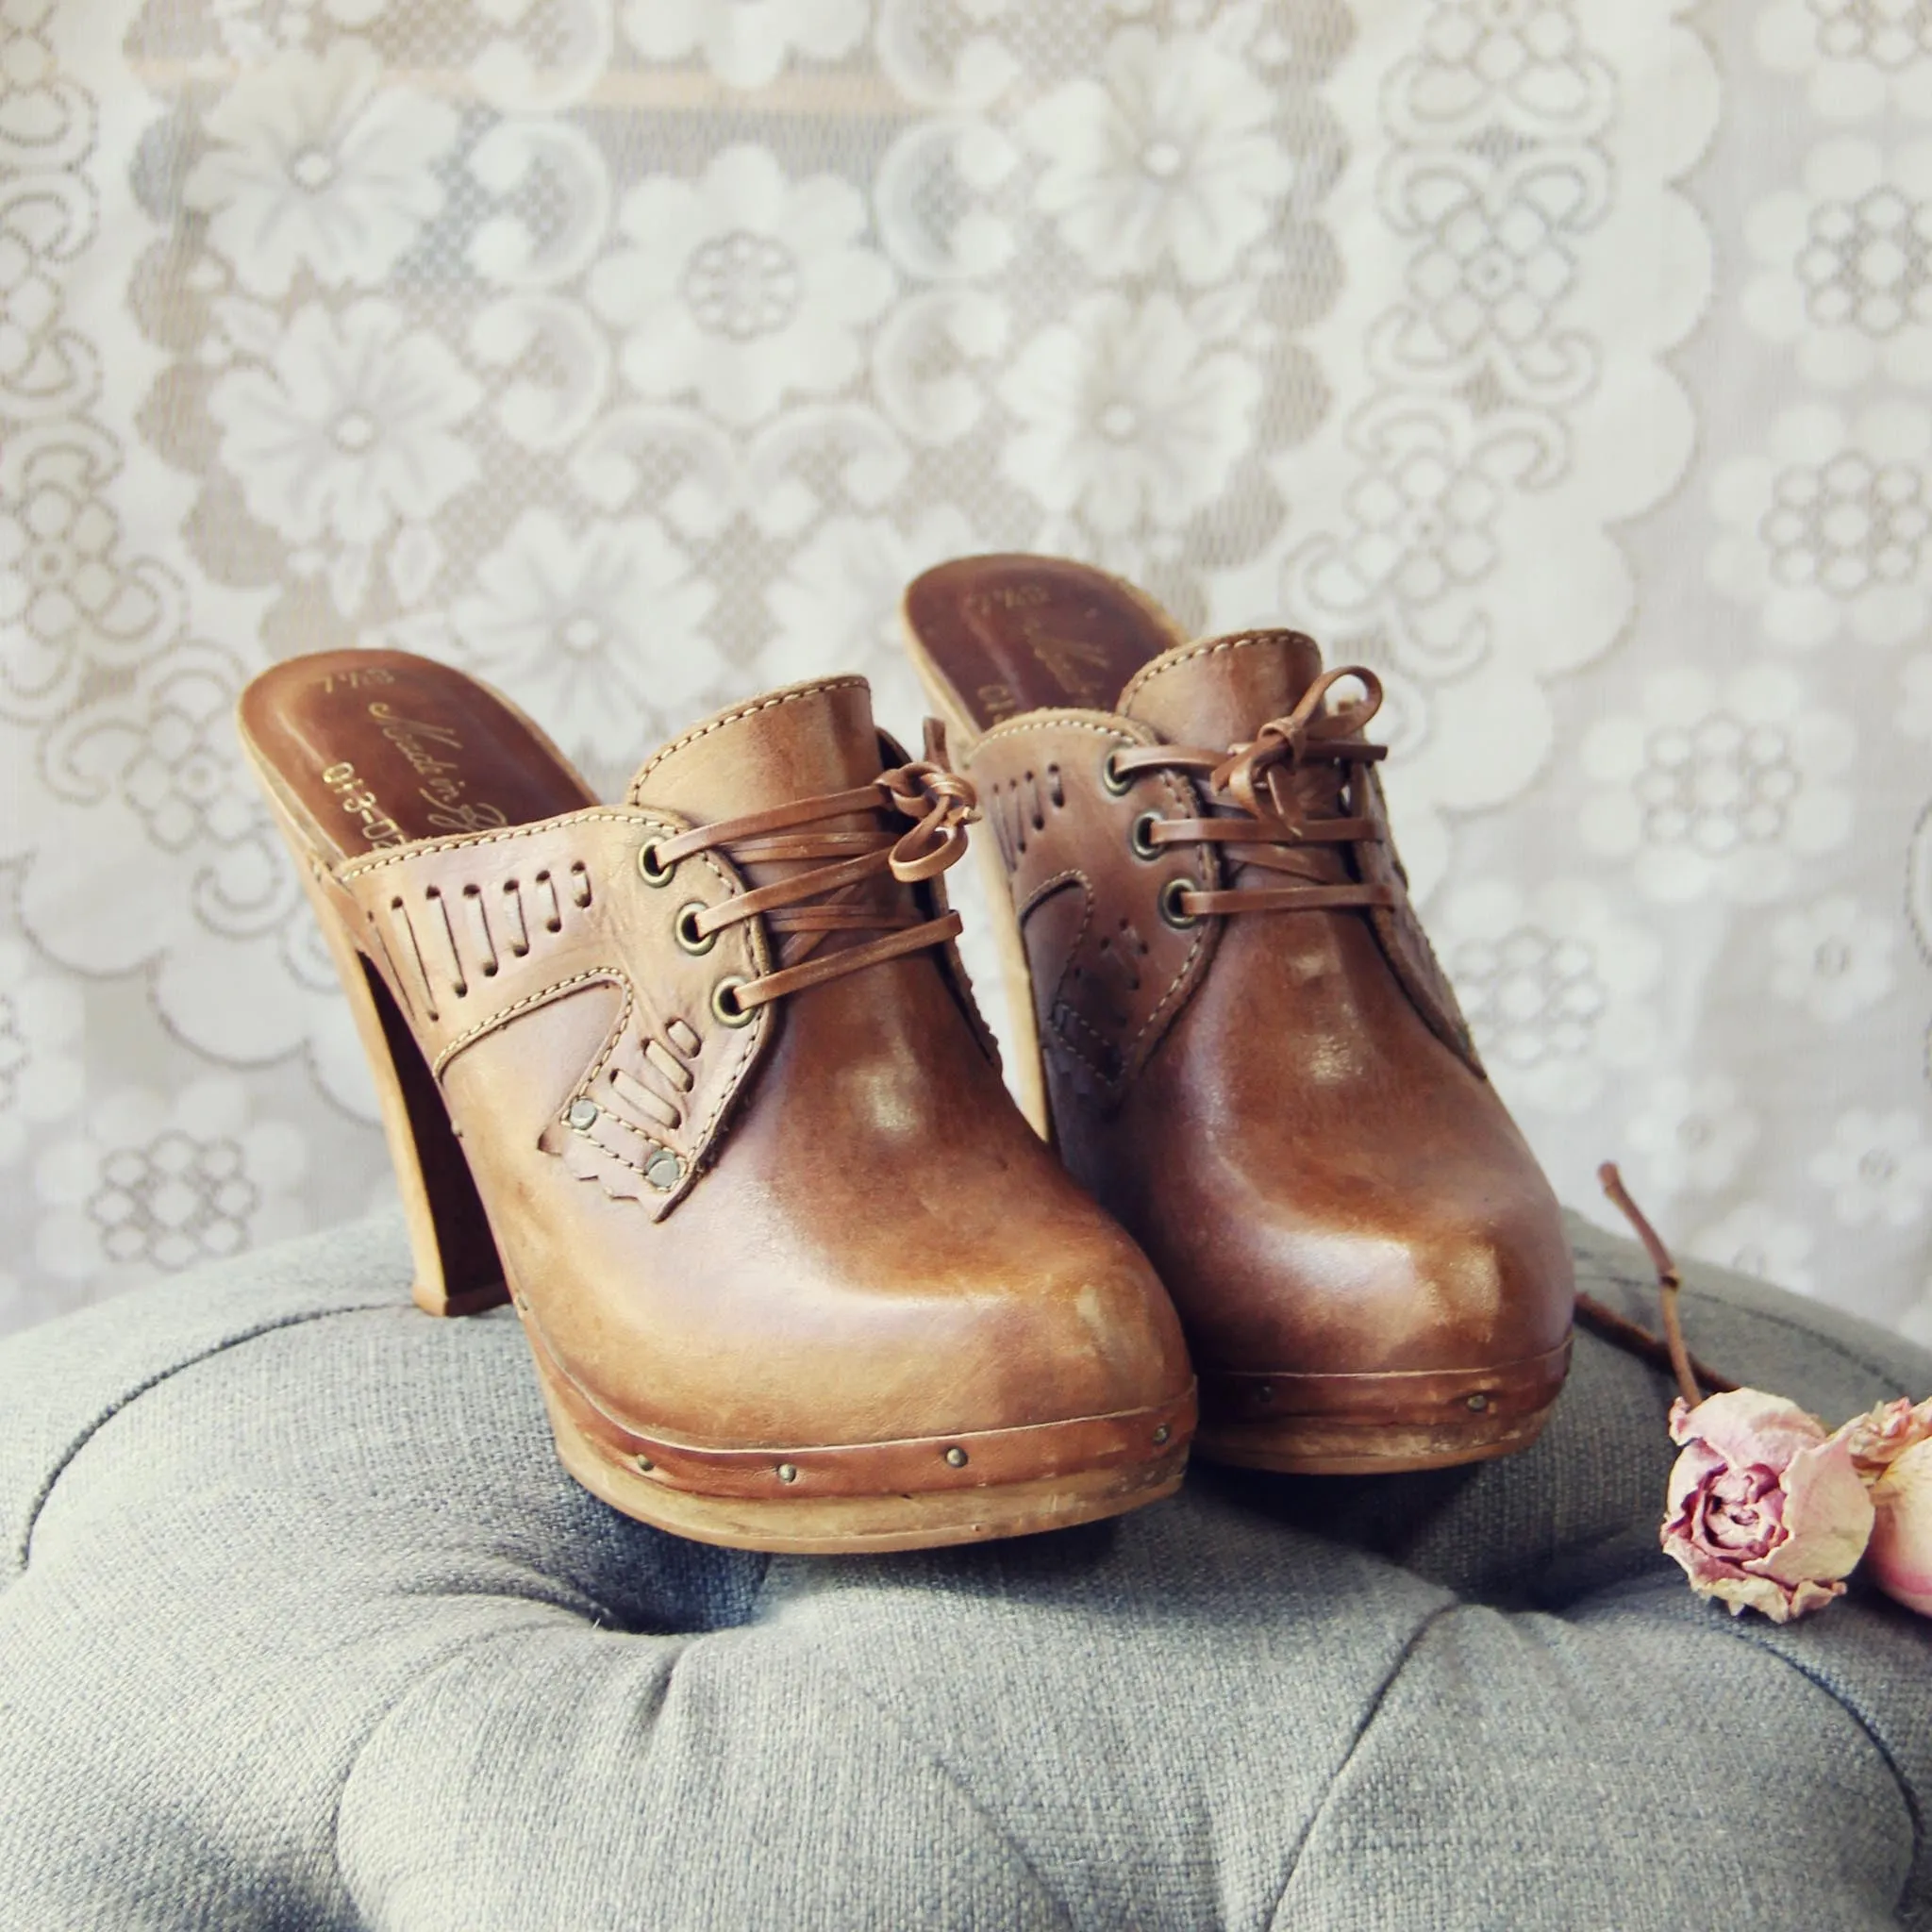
[626,677,871,799]
[336,809,655,878]
[1114,628,1315,714]
[430,969,620,1077]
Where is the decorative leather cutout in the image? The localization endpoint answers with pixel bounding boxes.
[542,978,728,1220]
[361,860,594,1031]
[1016,873,1139,1105]
[984,759,1068,867]
[1355,768,1486,1077]
[968,714,1220,1105]
[337,808,774,1221]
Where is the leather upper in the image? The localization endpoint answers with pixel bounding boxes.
[961,631,1575,1381]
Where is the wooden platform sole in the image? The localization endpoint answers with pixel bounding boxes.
[1194,1402,1559,1476]
[1192,1341,1573,1474]
[531,1332,1192,1554]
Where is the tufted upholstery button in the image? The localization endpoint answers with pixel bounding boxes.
[1,1211,1927,1927]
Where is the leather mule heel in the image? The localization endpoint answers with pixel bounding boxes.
[240,651,1195,1552]
[901,557,1574,1476]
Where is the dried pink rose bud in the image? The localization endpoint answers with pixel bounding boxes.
[1865,1442,1932,1615]
[1834,1397,1932,1617]
[1662,1388,1874,1624]
[1832,1395,1932,1476]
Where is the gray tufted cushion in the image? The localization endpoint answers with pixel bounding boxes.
[1,1211,1928,1931]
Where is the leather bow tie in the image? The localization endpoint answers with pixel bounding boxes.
[1209,667,1388,822]
[880,724,980,882]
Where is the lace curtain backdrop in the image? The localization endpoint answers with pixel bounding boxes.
[2,0,1929,1346]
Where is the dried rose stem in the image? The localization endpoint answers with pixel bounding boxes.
[1596,1161,1704,1409]
[1572,1293,1735,1399]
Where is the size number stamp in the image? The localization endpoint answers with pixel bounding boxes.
[321,760,407,849]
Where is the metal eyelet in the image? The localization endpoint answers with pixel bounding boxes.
[1130,811,1163,860]
[1158,877,1199,929]
[711,976,754,1026]
[638,841,674,886]
[1100,746,1133,795]
[675,903,716,956]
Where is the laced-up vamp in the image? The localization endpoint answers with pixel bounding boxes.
[640,730,979,1016]
[1107,667,1398,924]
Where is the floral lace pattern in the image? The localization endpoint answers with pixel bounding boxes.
[1,0,1928,1346]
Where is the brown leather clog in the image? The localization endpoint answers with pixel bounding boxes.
[238,651,1194,1551]
[902,556,1574,1475]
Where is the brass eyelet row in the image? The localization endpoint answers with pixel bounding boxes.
[642,841,755,1026]
[1107,752,1196,928]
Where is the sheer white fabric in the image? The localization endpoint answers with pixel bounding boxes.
[3,0,1928,1346]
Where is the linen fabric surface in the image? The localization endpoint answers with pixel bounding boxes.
[7,0,1932,1349]
[1,1211,1927,1930]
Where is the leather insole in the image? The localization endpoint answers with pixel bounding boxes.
[239,650,594,865]
[902,556,1188,740]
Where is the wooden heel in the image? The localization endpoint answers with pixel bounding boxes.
[346,944,508,1319]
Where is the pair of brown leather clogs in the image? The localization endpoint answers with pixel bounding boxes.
[239,555,1574,1554]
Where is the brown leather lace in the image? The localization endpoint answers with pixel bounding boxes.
[1107,667,1399,923]
[639,724,979,1015]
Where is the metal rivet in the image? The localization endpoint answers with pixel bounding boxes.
[1100,747,1133,795]
[1130,811,1163,860]
[644,1149,682,1191]
[1152,1424,1170,1445]
[635,1453,655,1473]
[1467,1392,1491,1412]
[943,1445,968,1467]
[712,977,754,1027]
[638,841,674,886]
[675,902,717,956]
[567,1098,599,1129]
[776,1462,798,1483]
